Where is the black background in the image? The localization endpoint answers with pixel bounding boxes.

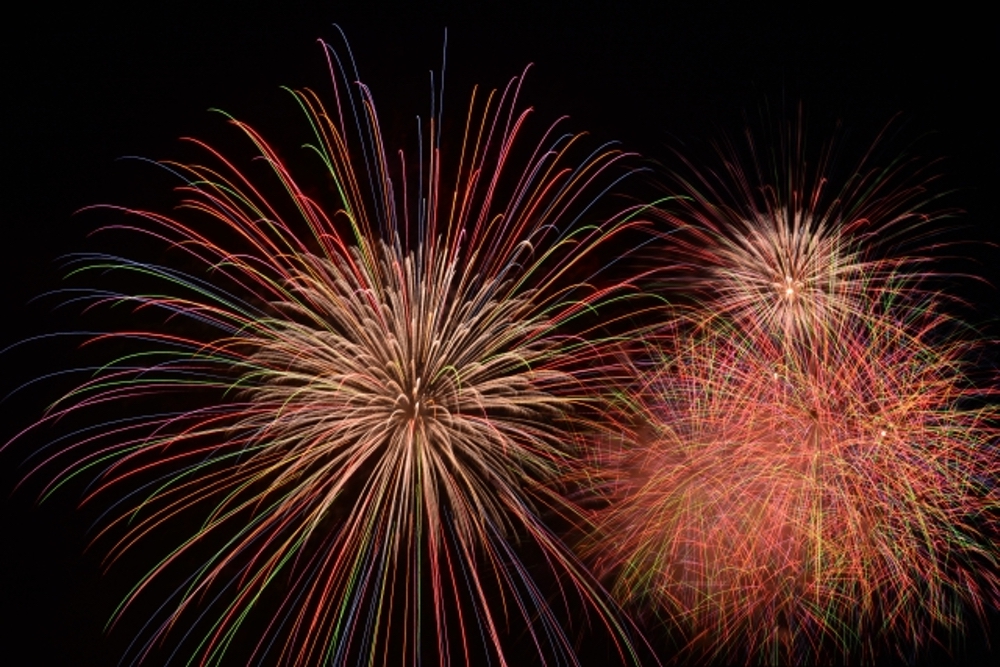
[2,2,997,665]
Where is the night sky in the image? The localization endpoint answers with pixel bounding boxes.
[2,2,997,665]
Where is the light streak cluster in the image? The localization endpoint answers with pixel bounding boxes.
[7,37,649,666]
[587,130,1000,664]
[4,37,999,667]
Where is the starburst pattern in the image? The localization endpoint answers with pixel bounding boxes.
[10,37,650,666]
[652,127,941,341]
[587,127,1000,664]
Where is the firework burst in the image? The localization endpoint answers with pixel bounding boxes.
[650,124,944,343]
[587,127,1000,664]
[8,36,651,666]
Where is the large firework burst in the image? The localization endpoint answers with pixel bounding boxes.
[587,127,1000,664]
[9,36,650,666]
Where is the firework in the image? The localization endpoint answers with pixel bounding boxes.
[650,124,944,343]
[8,36,650,666]
[587,128,1000,664]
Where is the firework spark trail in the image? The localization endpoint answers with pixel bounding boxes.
[587,128,1000,664]
[6,36,652,666]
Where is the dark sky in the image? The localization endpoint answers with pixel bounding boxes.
[2,2,997,665]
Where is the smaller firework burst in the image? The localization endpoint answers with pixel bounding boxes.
[593,316,998,664]
[651,123,944,345]
[587,125,1000,664]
